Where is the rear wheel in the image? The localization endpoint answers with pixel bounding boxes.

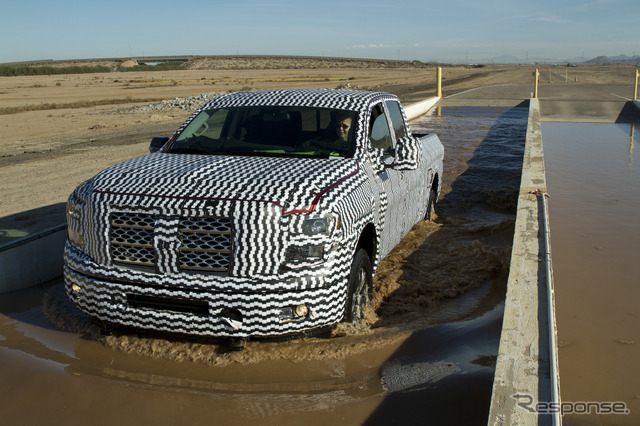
[344,249,373,328]
[425,188,437,221]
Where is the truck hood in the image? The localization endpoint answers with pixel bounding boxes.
[90,152,358,214]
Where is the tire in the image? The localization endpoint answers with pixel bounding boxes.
[425,188,437,221]
[344,249,373,328]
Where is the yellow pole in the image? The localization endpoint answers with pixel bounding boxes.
[436,67,442,98]
[549,66,552,83]
[634,69,638,100]
[534,69,539,98]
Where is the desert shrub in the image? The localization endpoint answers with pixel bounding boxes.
[0,97,164,115]
[117,62,185,72]
[0,62,184,76]
[0,65,112,76]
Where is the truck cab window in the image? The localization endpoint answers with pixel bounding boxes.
[385,101,408,139]
[369,104,393,151]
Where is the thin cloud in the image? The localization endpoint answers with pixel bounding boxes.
[534,15,573,24]
[352,43,390,49]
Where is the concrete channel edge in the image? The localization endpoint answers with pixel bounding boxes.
[487,98,561,425]
[0,224,67,293]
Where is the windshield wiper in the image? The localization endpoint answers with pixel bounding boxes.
[166,147,214,155]
[166,148,333,159]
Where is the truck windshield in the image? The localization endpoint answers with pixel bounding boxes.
[166,106,358,158]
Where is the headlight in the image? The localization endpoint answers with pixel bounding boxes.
[285,214,340,266]
[67,227,85,249]
[285,244,324,264]
[66,192,86,250]
[303,217,328,234]
[302,214,340,235]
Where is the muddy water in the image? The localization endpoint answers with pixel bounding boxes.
[0,106,527,425]
[543,122,640,425]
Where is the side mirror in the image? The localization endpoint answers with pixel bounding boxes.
[149,136,169,153]
[394,136,421,170]
[368,148,387,174]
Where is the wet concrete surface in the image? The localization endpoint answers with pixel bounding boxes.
[443,82,639,123]
[0,106,528,425]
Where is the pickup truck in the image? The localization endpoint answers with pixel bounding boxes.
[64,89,444,339]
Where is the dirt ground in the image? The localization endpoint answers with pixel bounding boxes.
[0,58,636,242]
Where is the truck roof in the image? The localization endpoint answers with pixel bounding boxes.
[203,88,397,112]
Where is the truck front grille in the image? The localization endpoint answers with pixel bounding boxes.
[178,217,233,273]
[110,212,233,274]
[111,212,156,270]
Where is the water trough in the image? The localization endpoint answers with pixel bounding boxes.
[0,93,558,425]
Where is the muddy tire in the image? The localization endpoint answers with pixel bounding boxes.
[425,188,437,221]
[344,249,373,328]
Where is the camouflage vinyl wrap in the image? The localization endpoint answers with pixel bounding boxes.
[64,89,444,337]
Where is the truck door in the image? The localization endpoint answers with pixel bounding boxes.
[368,103,408,256]
[384,100,424,231]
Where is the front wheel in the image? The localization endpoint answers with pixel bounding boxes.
[344,249,373,329]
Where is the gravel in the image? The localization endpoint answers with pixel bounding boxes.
[122,91,227,113]
[124,85,369,114]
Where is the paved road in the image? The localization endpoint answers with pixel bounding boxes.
[442,82,640,123]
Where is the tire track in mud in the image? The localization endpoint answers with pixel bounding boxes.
[42,105,528,366]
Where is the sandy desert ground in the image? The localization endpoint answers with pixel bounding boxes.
[0,57,635,242]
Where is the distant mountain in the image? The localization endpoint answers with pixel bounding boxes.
[584,55,640,64]
[489,55,521,64]
[473,54,640,65]
[487,55,577,64]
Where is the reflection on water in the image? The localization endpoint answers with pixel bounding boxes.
[543,122,640,425]
[629,124,635,171]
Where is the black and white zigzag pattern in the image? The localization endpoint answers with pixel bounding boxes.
[64,89,444,338]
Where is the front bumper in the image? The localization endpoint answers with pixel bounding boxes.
[64,244,349,338]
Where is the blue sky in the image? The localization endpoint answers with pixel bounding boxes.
[1,0,638,63]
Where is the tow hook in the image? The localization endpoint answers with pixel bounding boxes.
[226,338,246,352]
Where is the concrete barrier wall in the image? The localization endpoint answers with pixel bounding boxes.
[488,98,559,425]
[404,97,441,121]
[0,224,66,293]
